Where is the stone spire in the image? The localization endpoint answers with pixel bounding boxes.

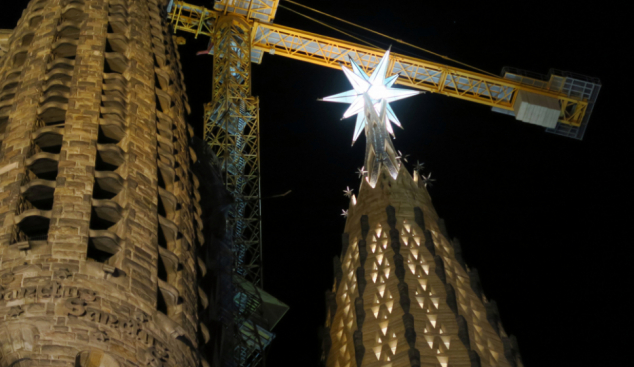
[322,161,523,367]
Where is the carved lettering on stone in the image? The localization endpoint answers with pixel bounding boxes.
[65,297,87,316]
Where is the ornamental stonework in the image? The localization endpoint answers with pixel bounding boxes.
[0,1,207,367]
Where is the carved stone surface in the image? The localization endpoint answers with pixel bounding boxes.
[360,215,370,239]
[354,329,365,367]
[469,268,484,300]
[408,347,421,367]
[356,267,367,296]
[469,350,482,367]
[424,230,436,256]
[358,239,368,265]
[446,283,458,315]
[453,237,466,269]
[333,256,343,291]
[414,206,425,230]
[434,255,446,284]
[394,252,405,280]
[0,1,205,367]
[398,281,410,313]
[386,205,396,226]
[341,233,350,259]
[354,297,365,329]
[389,228,400,253]
[485,300,501,335]
[457,315,471,349]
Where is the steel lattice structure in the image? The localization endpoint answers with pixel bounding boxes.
[204,15,263,287]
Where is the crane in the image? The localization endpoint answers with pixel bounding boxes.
[166,0,600,280]
[164,0,600,365]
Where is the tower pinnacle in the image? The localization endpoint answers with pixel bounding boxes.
[321,49,421,187]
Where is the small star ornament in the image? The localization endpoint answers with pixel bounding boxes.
[356,166,368,179]
[341,209,349,218]
[414,160,425,172]
[396,150,409,163]
[343,186,354,198]
[421,172,436,188]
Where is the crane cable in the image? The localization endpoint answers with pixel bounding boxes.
[281,0,499,78]
[277,4,380,50]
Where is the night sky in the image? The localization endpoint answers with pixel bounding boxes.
[1,1,628,365]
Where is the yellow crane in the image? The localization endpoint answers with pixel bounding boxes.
[166,0,600,285]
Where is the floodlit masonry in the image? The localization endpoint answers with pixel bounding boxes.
[0,2,207,367]
[322,166,524,367]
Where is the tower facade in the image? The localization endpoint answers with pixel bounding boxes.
[322,167,523,367]
[0,2,207,367]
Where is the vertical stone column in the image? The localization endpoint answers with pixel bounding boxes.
[116,0,160,309]
[48,0,108,258]
[0,0,60,246]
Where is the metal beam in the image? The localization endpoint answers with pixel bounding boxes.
[167,2,591,128]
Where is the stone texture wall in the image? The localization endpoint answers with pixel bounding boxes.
[323,167,523,367]
[0,2,207,367]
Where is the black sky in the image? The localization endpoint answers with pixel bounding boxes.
[1,1,628,365]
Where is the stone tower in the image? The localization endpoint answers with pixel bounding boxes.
[0,1,207,367]
[322,165,524,367]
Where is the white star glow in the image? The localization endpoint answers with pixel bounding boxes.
[322,49,421,145]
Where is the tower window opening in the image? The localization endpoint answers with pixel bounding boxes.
[87,238,118,263]
[22,33,34,47]
[29,16,43,28]
[156,287,168,315]
[89,207,119,230]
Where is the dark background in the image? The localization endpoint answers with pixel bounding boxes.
[1,1,629,365]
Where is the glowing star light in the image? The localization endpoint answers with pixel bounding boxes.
[341,209,349,218]
[321,48,422,145]
[343,186,354,198]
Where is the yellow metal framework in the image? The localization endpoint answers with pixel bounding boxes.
[204,15,263,287]
[167,2,589,127]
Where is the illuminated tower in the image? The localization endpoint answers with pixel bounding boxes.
[321,52,523,367]
[0,1,207,367]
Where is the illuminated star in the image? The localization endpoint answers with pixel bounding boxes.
[414,161,425,172]
[321,48,421,145]
[344,186,354,198]
[356,166,368,179]
[421,172,436,188]
[341,209,349,218]
[396,150,409,163]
